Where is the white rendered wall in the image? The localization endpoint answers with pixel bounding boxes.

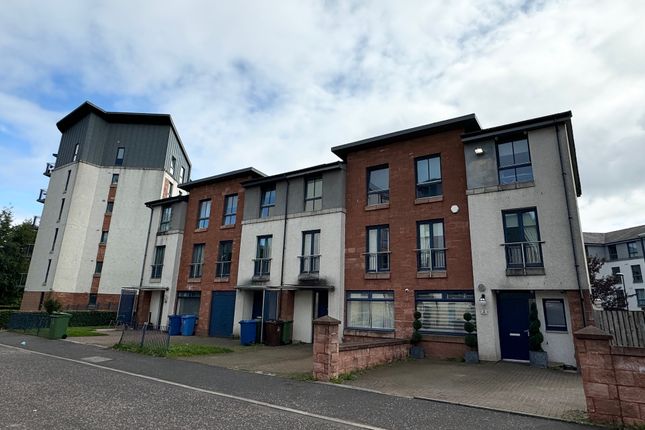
[535,291,576,366]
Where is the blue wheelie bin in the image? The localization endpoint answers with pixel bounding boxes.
[239,320,258,345]
[168,315,182,335]
[181,314,197,336]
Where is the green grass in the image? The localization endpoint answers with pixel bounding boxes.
[66,326,109,337]
[329,371,361,384]
[113,342,233,358]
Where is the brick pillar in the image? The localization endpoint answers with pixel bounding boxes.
[312,315,341,381]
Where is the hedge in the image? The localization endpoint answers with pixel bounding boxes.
[0,310,117,329]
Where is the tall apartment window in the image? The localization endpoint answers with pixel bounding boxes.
[366,225,390,272]
[632,265,643,283]
[260,186,276,218]
[636,289,645,307]
[415,155,442,198]
[608,245,618,261]
[346,291,394,330]
[159,206,172,232]
[189,244,204,278]
[151,246,165,279]
[627,242,639,258]
[367,165,389,205]
[179,166,185,184]
[72,143,79,162]
[415,291,475,334]
[301,230,321,274]
[64,170,71,192]
[223,194,238,225]
[503,208,543,268]
[170,156,176,176]
[497,138,533,185]
[100,231,109,244]
[215,241,233,278]
[417,220,446,271]
[111,174,119,185]
[106,202,114,214]
[115,147,125,165]
[611,266,621,277]
[44,259,52,283]
[305,177,323,211]
[94,261,103,275]
[197,200,211,229]
[168,183,174,197]
[51,228,59,252]
[254,235,272,277]
[57,198,65,221]
[176,291,201,315]
[543,299,567,332]
[88,293,98,307]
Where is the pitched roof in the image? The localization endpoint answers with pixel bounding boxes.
[583,225,645,245]
[179,167,266,191]
[242,161,344,187]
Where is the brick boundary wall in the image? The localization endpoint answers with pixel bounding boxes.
[313,316,409,381]
[575,326,645,426]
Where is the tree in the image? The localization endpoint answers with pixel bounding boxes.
[587,255,626,310]
[0,208,38,306]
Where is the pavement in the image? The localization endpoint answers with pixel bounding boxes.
[0,331,598,430]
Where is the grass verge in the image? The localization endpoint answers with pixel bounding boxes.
[113,342,233,358]
[66,326,109,337]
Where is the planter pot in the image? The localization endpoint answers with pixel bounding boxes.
[464,350,479,364]
[529,350,548,368]
[410,345,425,359]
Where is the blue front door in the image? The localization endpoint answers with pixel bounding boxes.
[209,291,236,337]
[497,291,530,361]
[117,289,137,325]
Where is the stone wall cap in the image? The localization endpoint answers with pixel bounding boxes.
[313,316,341,325]
[574,325,613,340]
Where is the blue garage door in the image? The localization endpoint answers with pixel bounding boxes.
[117,289,137,326]
[209,291,236,337]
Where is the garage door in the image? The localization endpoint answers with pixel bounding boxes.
[209,291,236,337]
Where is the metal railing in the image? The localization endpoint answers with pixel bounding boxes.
[37,189,46,203]
[416,248,447,271]
[189,262,203,278]
[503,241,543,268]
[151,264,163,279]
[215,260,231,278]
[253,258,272,277]
[364,252,390,272]
[299,255,320,274]
[7,312,50,335]
[118,322,170,354]
[43,162,54,177]
[367,190,389,205]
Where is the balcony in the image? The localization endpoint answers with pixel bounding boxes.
[416,248,447,271]
[365,252,390,273]
[43,162,54,177]
[150,264,163,279]
[37,189,46,203]
[253,258,272,281]
[188,262,203,279]
[299,255,320,280]
[215,260,231,278]
[504,241,544,276]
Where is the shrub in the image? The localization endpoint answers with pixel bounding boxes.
[411,311,423,345]
[68,311,116,327]
[43,296,61,314]
[0,310,15,329]
[528,303,544,352]
[463,312,477,350]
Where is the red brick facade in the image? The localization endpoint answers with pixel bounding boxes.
[20,291,119,311]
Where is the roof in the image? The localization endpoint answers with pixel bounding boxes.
[56,101,192,168]
[145,194,188,208]
[584,225,645,245]
[179,167,266,191]
[241,162,344,187]
[331,114,481,160]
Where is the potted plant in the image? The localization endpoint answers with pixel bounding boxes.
[528,302,548,368]
[43,295,62,314]
[410,311,425,359]
[463,312,479,363]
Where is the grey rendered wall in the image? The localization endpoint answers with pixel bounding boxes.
[55,115,90,168]
[586,244,607,260]
[464,140,498,189]
[171,200,187,231]
[165,129,190,183]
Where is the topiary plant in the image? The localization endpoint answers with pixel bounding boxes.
[528,302,544,352]
[43,294,62,315]
[411,311,423,345]
[463,312,477,350]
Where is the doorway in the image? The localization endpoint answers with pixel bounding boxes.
[497,291,530,361]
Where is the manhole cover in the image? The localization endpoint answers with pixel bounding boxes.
[81,356,112,363]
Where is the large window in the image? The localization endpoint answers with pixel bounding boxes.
[415,291,475,335]
[159,206,172,232]
[223,194,238,225]
[176,291,201,315]
[260,186,276,218]
[636,289,645,307]
[197,200,211,229]
[305,177,322,211]
[115,147,125,166]
[502,208,543,268]
[632,264,643,283]
[415,155,442,198]
[189,244,204,278]
[627,242,639,258]
[497,138,533,185]
[300,230,320,274]
[346,291,394,330]
[151,246,165,279]
[366,225,390,272]
[367,165,389,205]
[543,299,567,332]
[254,236,272,277]
[608,245,618,260]
[417,220,446,271]
[216,241,233,278]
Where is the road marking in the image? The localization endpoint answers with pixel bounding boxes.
[0,343,385,430]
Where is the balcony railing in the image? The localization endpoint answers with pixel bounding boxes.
[253,258,272,278]
[367,190,389,206]
[189,262,203,279]
[364,251,390,273]
[299,255,320,274]
[37,189,46,203]
[151,264,163,279]
[504,241,544,268]
[43,162,54,177]
[215,260,231,278]
[416,248,447,271]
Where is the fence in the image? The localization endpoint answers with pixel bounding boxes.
[118,323,170,354]
[7,312,51,336]
[593,310,645,348]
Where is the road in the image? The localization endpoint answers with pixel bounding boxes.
[0,332,597,430]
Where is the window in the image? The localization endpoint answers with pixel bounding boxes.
[416,155,442,198]
[254,236,272,277]
[543,299,567,332]
[159,206,172,232]
[223,194,238,225]
[58,198,65,221]
[632,265,643,283]
[502,208,543,268]
[44,259,52,283]
[88,293,97,307]
[305,177,323,211]
[189,244,204,278]
[417,220,446,271]
[100,231,108,244]
[608,244,618,260]
[115,147,125,165]
[106,202,114,214]
[168,183,174,197]
[366,226,390,272]
[72,143,79,162]
[151,246,165,279]
[111,174,119,185]
[179,166,185,184]
[94,261,103,275]
[300,230,320,274]
[176,291,201,315]
[197,200,211,229]
[415,291,476,335]
[170,156,176,176]
[497,138,533,185]
[215,241,233,278]
[611,266,620,277]
[64,170,71,192]
[346,291,394,330]
[260,186,276,218]
[627,242,639,258]
[51,228,58,252]
[636,289,645,307]
[367,166,389,205]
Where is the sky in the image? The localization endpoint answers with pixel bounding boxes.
[0,0,643,232]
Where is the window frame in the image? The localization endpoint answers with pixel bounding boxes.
[215,240,233,278]
[111,174,119,185]
[304,177,323,211]
[159,206,172,232]
[58,198,65,221]
[608,244,618,261]
[366,165,390,206]
[259,186,276,218]
[254,235,272,277]
[415,154,443,199]
[151,245,165,279]
[542,298,568,332]
[496,137,533,185]
[346,290,395,331]
[72,143,80,162]
[366,225,390,273]
[197,199,211,229]
[176,291,201,316]
[94,261,103,275]
[64,170,71,192]
[636,289,645,307]
[170,156,176,176]
[179,166,185,184]
[502,207,543,268]
[300,230,321,274]
[414,290,476,335]
[100,230,109,244]
[223,194,238,226]
[627,242,639,258]
[189,243,205,278]
[416,219,446,271]
[115,147,125,165]
[632,264,643,283]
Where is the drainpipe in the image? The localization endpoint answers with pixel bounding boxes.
[135,206,154,323]
[278,178,290,320]
[555,124,587,327]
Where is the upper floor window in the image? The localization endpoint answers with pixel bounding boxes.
[305,177,323,211]
[367,165,389,205]
[57,198,65,221]
[189,244,204,278]
[151,245,165,279]
[159,206,172,232]
[72,143,80,162]
[197,200,211,229]
[216,241,233,278]
[260,186,276,218]
[417,220,446,271]
[100,230,109,244]
[627,241,639,258]
[254,235,272,277]
[179,166,185,184]
[300,230,321,274]
[170,156,176,176]
[111,174,119,185]
[415,155,442,198]
[632,265,642,283]
[366,225,390,272]
[611,266,620,277]
[64,170,71,192]
[94,261,103,275]
[223,194,238,225]
[608,244,618,261]
[497,138,533,185]
[105,201,114,214]
[502,208,543,268]
[636,289,645,307]
[115,147,125,166]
